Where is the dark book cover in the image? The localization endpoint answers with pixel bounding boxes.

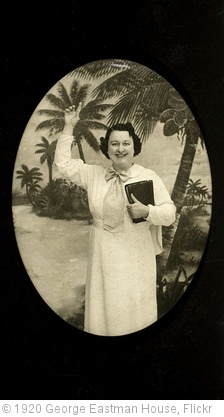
[125,180,154,223]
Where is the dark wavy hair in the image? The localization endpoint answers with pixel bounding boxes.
[99,122,142,159]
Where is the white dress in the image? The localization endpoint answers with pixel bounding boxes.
[54,135,176,336]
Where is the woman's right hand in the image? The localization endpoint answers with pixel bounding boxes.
[64,102,83,128]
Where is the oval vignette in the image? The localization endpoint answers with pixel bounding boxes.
[12,59,212,336]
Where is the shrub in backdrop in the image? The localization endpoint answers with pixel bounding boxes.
[33,178,91,220]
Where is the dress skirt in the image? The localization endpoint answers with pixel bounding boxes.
[84,216,157,336]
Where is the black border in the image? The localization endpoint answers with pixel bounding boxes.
[1,0,224,399]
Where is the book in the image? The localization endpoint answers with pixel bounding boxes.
[125,180,154,223]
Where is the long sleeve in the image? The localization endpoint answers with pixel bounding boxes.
[146,202,176,226]
[145,173,176,227]
[54,134,93,190]
[141,172,176,254]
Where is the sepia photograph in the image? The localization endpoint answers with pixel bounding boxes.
[12,59,212,337]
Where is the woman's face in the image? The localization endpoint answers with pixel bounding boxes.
[107,130,135,172]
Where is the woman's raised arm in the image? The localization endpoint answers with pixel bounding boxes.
[54,103,91,190]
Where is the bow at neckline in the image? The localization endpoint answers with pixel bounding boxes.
[105,166,131,183]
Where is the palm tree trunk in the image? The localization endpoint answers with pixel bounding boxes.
[26,184,35,206]
[162,121,199,273]
[77,137,86,163]
[171,122,199,214]
[48,161,53,184]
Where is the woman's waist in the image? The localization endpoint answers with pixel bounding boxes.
[92,217,150,232]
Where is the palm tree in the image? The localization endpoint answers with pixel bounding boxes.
[90,62,171,141]
[197,184,210,209]
[159,88,204,271]
[160,88,203,214]
[35,136,57,184]
[83,60,206,274]
[185,179,202,210]
[15,164,43,205]
[28,180,43,204]
[35,79,113,162]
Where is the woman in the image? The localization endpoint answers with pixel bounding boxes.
[54,104,176,336]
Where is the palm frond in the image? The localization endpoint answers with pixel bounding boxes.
[69,80,90,105]
[29,183,42,194]
[93,103,114,112]
[37,109,64,118]
[68,78,79,101]
[70,59,138,80]
[133,117,158,142]
[21,164,30,172]
[35,118,64,133]
[83,100,113,111]
[21,178,26,188]
[77,120,109,131]
[31,175,43,182]
[91,67,169,101]
[107,83,170,127]
[57,82,72,107]
[16,170,26,177]
[131,66,167,86]
[30,176,43,183]
[81,108,112,122]
[29,167,43,175]
[40,154,47,164]
[74,124,100,152]
[35,137,49,148]
[91,69,138,100]
[78,100,113,122]
[45,93,66,110]
[106,93,138,125]
[35,148,46,154]
[16,173,25,179]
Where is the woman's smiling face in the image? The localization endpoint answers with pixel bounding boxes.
[107,130,135,172]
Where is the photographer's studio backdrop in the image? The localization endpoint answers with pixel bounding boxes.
[2,0,224,398]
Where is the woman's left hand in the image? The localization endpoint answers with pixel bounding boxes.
[127,194,149,219]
